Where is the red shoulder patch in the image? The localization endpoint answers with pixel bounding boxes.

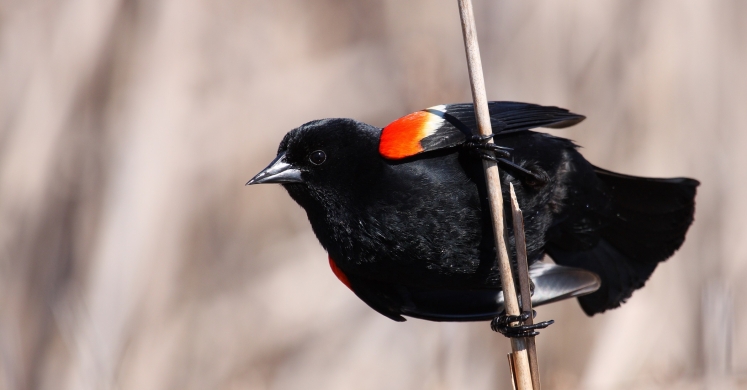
[379,107,445,159]
[328,256,352,290]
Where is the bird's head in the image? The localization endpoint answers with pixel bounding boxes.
[247,118,383,206]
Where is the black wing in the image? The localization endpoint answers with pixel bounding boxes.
[379,101,585,160]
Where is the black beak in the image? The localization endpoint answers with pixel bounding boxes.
[246,152,303,185]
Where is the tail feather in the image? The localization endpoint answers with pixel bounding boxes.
[547,166,698,315]
[547,239,655,315]
[595,167,698,264]
[594,167,698,212]
[607,207,695,233]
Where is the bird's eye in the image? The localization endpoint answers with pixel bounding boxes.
[309,150,326,165]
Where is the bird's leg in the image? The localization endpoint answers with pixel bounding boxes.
[496,158,550,187]
[491,310,554,338]
[472,151,549,187]
[464,134,512,158]
[464,133,548,186]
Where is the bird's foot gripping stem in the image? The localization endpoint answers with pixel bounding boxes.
[469,143,549,187]
[491,311,554,338]
[464,134,512,158]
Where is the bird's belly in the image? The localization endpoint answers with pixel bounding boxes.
[329,202,501,288]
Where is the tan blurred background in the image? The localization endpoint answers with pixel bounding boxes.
[0,0,745,389]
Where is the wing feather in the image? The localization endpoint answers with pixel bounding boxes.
[380,101,585,159]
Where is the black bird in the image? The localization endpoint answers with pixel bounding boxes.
[247,102,698,330]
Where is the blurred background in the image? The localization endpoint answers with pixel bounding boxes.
[0,0,745,389]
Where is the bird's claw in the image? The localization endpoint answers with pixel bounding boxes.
[464,134,512,158]
[491,310,554,338]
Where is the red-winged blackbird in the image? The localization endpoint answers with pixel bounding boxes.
[248,102,698,324]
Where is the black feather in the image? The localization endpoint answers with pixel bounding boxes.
[546,166,699,315]
[440,101,586,135]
